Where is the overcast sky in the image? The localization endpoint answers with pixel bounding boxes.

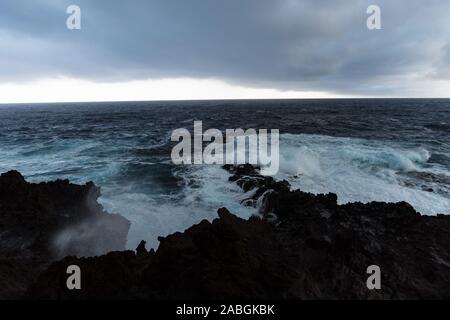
[0,0,449,102]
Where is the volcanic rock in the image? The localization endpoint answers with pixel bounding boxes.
[28,165,450,299]
[0,171,130,299]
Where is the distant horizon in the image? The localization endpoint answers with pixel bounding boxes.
[2,96,450,106]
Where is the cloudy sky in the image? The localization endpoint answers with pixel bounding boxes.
[0,0,449,102]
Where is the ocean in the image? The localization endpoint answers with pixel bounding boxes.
[1,99,449,249]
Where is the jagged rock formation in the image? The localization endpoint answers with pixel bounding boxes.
[28,165,450,300]
[0,171,130,299]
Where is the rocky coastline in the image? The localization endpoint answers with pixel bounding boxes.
[0,170,129,299]
[1,167,449,299]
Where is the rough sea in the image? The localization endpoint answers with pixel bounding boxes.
[1,99,449,249]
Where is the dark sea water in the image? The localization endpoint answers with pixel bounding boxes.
[1,99,450,249]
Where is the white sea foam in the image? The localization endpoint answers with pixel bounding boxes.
[100,164,254,250]
[270,134,450,215]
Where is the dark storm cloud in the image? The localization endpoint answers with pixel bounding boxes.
[0,0,449,95]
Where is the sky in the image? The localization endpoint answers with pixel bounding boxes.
[0,0,449,103]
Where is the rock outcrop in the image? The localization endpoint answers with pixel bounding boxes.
[28,165,450,300]
[0,171,130,299]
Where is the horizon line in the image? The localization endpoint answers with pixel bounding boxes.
[2,96,450,106]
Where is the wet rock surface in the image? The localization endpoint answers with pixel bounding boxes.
[0,171,130,299]
[27,165,450,300]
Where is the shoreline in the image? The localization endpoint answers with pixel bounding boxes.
[1,167,450,299]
